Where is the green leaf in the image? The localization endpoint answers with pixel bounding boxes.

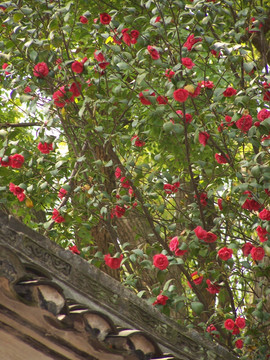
[191,301,204,315]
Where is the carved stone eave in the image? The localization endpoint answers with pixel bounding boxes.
[0,210,239,360]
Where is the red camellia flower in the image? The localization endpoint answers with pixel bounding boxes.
[165,69,175,79]
[104,254,123,269]
[173,89,189,102]
[131,135,145,147]
[164,182,180,194]
[94,50,105,62]
[218,247,233,261]
[256,225,268,242]
[206,279,221,294]
[120,177,130,188]
[33,62,49,78]
[188,271,203,287]
[155,16,161,23]
[199,132,210,146]
[215,153,229,164]
[207,324,219,338]
[153,254,169,270]
[37,142,53,154]
[70,82,81,97]
[242,242,254,256]
[183,34,202,51]
[194,226,217,243]
[157,95,168,105]
[69,245,80,254]
[10,154,24,169]
[111,205,126,218]
[218,198,223,210]
[153,293,169,306]
[52,208,65,223]
[235,339,243,349]
[71,60,85,74]
[139,90,156,105]
[257,109,270,122]
[169,236,179,251]
[199,193,208,206]
[0,156,11,167]
[224,319,235,330]
[53,86,74,107]
[175,248,188,256]
[176,110,193,123]
[24,86,31,93]
[9,183,25,202]
[182,57,195,69]
[200,80,214,89]
[259,208,270,221]
[242,198,261,211]
[223,87,237,97]
[147,45,160,60]
[115,167,121,179]
[235,317,246,329]
[79,16,88,24]
[232,325,240,335]
[236,115,253,133]
[100,13,111,24]
[58,188,67,199]
[250,246,265,261]
[2,63,10,75]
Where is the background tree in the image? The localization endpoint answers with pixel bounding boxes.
[0,0,270,358]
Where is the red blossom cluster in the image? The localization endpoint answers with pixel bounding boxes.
[37,142,53,154]
[169,236,188,257]
[53,82,81,107]
[163,182,180,194]
[52,208,65,223]
[9,183,25,202]
[194,226,217,243]
[0,154,24,168]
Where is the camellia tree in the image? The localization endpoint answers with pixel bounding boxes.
[0,0,270,358]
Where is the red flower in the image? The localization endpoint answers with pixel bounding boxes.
[223,87,237,97]
[100,13,111,24]
[207,324,219,338]
[165,69,175,79]
[257,109,270,122]
[98,62,110,70]
[153,254,169,270]
[188,271,203,287]
[224,319,235,330]
[215,153,229,164]
[256,226,268,242]
[195,226,217,243]
[37,142,53,154]
[182,57,195,69]
[206,279,220,294]
[169,236,179,251]
[79,16,88,24]
[175,248,187,256]
[147,45,160,60]
[153,293,169,306]
[69,245,80,254]
[236,115,253,133]
[235,317,246,329]
[53,86,74,107]
[176,110,193,123]
[157,95,168,104]
[58,188,67,199]
[104,254,123,269]
[17,193,26,202]
[111,205,126,218]
[71,60,84,74]
[10,154,24,168]
[0,156,11,167]
[115,167,121,179]
[218,198,223,210]
[130,30,140,39]
[183,34,202,51]
[131,135,145,147]
[200,80,214,89]
[70,82,81,97]
[189,83,201,98]
[232,325,240,335]
[9,183,25,201]
[33,62,49,78]
[120,177,130,188]
[94,50,105,62]
[199,192,208,207]
[163,182,180,194]
[139,90,156,105]
[122,30,131,46]
[242,242,254,256]
[259,208,270,221]
[173,89,189,102]
[250,246,265,261]
[199,132,210,146]
[235,339,243,349]
[52,208,65,223]
[242,199,261,211]
[2,63,10,75]
[155,16,161,23]
[24,86,31,93]
[218,247,233,261]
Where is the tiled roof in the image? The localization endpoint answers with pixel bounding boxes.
[0,210,238,360]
